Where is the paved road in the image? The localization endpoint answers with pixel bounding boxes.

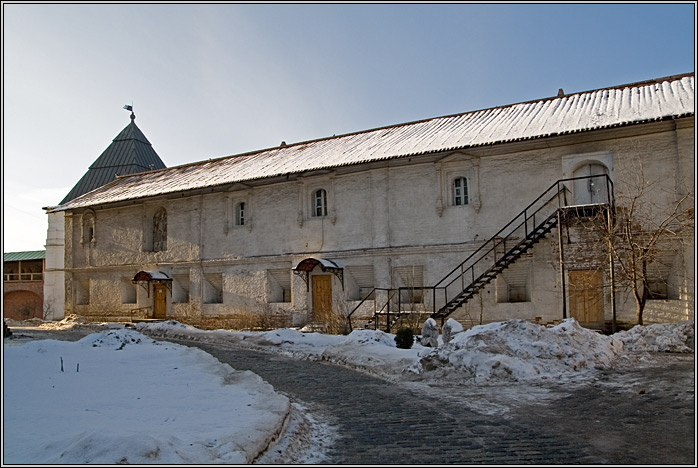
[169,338,609,465]
[6,326,695,465]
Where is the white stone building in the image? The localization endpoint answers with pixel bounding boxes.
[45,73,694,332]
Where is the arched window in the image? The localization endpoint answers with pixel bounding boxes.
[153,208,167,252]
[453,177,468,206]
[82,213,95,244]
[236,202,245,226]
[313,189,327,217]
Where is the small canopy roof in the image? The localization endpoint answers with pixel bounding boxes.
[292,258,344,290]
[132,271,172,282]
[292,258,341,272]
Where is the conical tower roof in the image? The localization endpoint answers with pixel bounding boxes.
[60,113,166,204]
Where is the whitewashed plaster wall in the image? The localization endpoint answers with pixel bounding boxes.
[43,211,65,320]
[59,118,694,326]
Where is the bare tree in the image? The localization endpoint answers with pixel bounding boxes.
[604,162,694,325]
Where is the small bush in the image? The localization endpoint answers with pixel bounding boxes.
[394,327,415,349]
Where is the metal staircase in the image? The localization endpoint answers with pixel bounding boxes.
[429,174,614,323]
[347,175,614,332]
[431,210,560,321]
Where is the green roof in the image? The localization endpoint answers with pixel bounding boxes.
[4,250,46,262]
[59,114,166,205]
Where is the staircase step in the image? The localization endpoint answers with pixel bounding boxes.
[431,190,593,322]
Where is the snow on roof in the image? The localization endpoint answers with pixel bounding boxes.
[293,258,342,272]
[53,74,694,212]
[132,271,172,282]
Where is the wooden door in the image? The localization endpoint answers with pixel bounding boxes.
[312,275,332,322]
[568,269,604,326]
[153,284,167,319]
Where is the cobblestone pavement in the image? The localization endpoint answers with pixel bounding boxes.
[161,338,695,465]
[5,327,695,465]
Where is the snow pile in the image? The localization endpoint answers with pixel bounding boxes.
[417,319,624,383]
[615,320,694,353]
[79,327,149,348]
[5,315,693,464]
[342,329,398,347]
[442,317,464,344]
[3,328,290,465]
[136,318,694,385]
[319,329,427,374]
[254,328,342,351]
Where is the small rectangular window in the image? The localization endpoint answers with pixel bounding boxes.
[203,273,223,304]
[236,202,245,226]
[314,189,327,217]
[648,280,668,300]
[121,278,137,304]
[453,177,468,206]
[76,279,90,305]
[268,269,292,303]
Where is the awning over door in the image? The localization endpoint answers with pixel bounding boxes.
[292,258,343,290]
[132,271,172,296]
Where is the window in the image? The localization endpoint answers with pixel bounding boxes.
[82,212,95,244]
[648,279,668,300]
[203,273,223,304]
[496,261,531,303]
[268,269,292,303]
[394,265,424,304]
[313,189,328,217]
[646,247,677,301]
[153,208,167,252]
[453,177,468,206]
[236,202,245,226]
[172,273,190,303]
[121,278,137,304]
[75,279,90,305]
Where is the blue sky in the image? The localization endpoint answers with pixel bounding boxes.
[2,2,695,252]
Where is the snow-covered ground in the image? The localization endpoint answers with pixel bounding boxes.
[3,316,694,464]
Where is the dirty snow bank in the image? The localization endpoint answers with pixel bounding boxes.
[614,320,694,353]
[136,318,694,386]
[415,319,625,383]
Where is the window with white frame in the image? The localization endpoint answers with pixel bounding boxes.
[313,189,328,217]
[453,177,468,206]
[435,155,481,214]
[236,202,245,226]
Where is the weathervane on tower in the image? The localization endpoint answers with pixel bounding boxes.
[123,104,135,121]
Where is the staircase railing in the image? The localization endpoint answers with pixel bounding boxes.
[428,174,614,321]
[347,175,614,331]
[347,288,394,332]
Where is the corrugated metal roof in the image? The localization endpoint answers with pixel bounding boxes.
[53,73,694,212]
[4,251,46,262]
[59,115,167,204]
